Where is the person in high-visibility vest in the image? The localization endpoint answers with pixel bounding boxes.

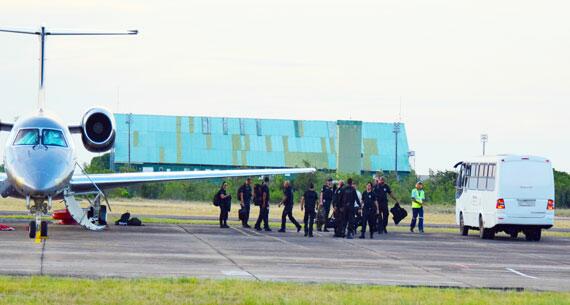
[410,182,426,233]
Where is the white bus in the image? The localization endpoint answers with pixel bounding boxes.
[454,155,555,241]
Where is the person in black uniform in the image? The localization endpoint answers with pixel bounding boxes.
[238,178,253,228]
[254,177,272,231]
[341,178,360,239]
[301,183,318,237]
[278,180,302,233]
[374,176,400,234]
[217,181,231,228]
[332,180,345,237]
[360,182,379,239]
[318,178,334,232]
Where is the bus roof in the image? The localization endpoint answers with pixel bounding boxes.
[456,154,551,164]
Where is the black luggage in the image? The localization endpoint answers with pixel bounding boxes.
[316,206,326,228]
[128,217,142,226]
[390,203,408,225]
[325,216,336,229]
[238,208,246,221]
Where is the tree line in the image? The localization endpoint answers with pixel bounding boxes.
[77,154,570,208]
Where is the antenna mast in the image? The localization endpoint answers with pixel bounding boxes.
[0,26,138,112]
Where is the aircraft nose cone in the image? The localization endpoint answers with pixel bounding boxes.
[25,170,55,193]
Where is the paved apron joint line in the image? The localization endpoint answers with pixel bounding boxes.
[177,225,260,281]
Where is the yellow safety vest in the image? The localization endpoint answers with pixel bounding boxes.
[411,189,425,208]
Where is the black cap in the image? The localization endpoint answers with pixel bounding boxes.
[327,178,333,182]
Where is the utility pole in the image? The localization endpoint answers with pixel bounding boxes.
[408,150,416,172]
[127,113,132,169]
[480,134,488,156]
[393,122,401,181]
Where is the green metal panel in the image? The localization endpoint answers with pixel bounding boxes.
[282,136,289,152]
[159,147,165,163]
[188,117,195,134]
[337,120,362,173]
[205,134,213,150]
[231,135,241,151]
[284,152,329,169]
[265,136,272,152]
[244,135,250,151]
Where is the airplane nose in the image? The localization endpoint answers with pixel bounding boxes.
[25,170,55,193]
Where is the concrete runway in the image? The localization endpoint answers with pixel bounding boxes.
[0,222,569,291]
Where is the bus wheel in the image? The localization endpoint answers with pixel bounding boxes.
[479,216,494,240]
[525,229,541,242]
[459,213,468,236]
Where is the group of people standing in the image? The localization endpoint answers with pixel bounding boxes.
[215,176,427,239]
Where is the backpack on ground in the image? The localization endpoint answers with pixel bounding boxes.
[253,184,263,206]
[115,212,131,226]
[127,217,142,226]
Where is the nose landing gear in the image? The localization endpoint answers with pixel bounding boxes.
[27,196,51,240]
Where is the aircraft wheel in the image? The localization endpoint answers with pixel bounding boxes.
[40,221,48,238]
[99,205,107,225]
[459,213,468,236]
[28,221,36,239]
[510,231,519,239]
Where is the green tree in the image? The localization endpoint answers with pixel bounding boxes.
[554,169,570,208]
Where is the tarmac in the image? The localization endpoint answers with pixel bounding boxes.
[0,221,569,291]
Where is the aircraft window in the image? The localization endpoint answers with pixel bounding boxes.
[42,129,67,147]
[13,129,39,145]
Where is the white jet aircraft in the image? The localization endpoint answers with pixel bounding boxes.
[0,27,315,239]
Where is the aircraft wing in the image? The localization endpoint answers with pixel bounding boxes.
[70,168,316,194]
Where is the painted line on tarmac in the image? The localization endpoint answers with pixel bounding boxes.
[506,268,538,279]
[230,226,255,237]
[176,225,260,281]
[244,228,309,250]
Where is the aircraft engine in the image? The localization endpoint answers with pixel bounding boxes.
[80,108,116,153]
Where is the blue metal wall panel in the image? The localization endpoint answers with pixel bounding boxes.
[114,114,411,172]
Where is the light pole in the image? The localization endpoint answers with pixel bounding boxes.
[480,134,488,156]
[393,122,401,181]
[408,150,416,171]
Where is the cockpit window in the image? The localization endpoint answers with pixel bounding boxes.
[13,129,40,146]
[42,129,67,147]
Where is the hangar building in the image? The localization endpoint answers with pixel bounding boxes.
[111,114,411,174]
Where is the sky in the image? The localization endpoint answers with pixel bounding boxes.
[0,0,568,174]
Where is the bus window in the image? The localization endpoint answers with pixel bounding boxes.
[478,163,488,190]
[468,163,478,190]
[486,163,496,191]
[463,163,471,187]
